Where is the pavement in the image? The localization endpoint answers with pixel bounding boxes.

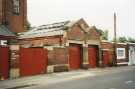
[0,66,135,89]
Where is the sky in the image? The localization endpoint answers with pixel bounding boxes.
[27,0,135,40]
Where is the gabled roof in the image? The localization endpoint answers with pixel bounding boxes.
[0,25,15,37]
[18,19,83,39]
[89,26,102,36]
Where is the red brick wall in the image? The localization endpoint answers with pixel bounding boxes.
[19,36,63,47]
[3,0,27,33]
[101,42,129,64]
[87,27,100,40]
[101,42,114,50]
[48,48,68,65]
[68,25,85,40]
[0,0,2,24]
[67,19,89,41]
[101,42,114,65]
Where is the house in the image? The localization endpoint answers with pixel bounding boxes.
[18,19,101,74]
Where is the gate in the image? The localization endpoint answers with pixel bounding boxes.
[0,46,9,79]
[20,48,48,76]
[69,44,82,70]
[88,46,98,68]
[102,50,110,66]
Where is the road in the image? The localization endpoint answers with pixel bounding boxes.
[34,68,135,89]
[1,66,135,89]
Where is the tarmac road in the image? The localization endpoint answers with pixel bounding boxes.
[0,66,135,89]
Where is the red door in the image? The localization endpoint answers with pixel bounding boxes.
[69,44,81,70]
[20,48,48,76]
[88,46,97,68]
[0,47,9,79]
[103,50,110,66]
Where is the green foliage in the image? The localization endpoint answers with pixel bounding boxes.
[102,30,108,40]
[98,29,108,40]
[128,37,135,43]
[112,36,135,43]
[118,36,127,43]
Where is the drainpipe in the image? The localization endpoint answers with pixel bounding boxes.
[59,36,62,46]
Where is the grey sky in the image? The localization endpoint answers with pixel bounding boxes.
[28,0,135,39]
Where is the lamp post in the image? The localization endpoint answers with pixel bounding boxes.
[114,12,117,66]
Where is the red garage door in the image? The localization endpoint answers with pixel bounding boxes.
[88,46,98,68]
[69,44,81,70]
[103,50,110,66]
[20,48,48,76]
[0,46,9,79]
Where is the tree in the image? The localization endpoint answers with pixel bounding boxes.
[128,37,135,43]
[102,30,108,40]
[98,29,109,40]
[118,36,127,43]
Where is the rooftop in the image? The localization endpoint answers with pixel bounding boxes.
[18,20,78,39]
[0,25,15,37]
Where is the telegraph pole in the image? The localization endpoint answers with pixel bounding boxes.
[114,12,117,66]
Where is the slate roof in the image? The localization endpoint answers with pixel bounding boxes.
[0,25,15,37]
[18,20,77,39]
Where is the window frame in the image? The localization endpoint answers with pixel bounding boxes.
[117,48,126,59]
[12,0,20,15]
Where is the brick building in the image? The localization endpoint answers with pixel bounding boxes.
[0,0,27,33]
[0,0,27,79]
[19,19,101,73]
[101,41,129,66]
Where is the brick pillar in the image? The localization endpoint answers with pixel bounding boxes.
[9,45,20,79]
[82,44,89,69]
[98,45,103,67]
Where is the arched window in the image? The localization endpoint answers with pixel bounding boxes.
[12,0,20,14]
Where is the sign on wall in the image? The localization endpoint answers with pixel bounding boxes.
[117,48,126,59]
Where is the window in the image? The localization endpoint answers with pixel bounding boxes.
[12,0,20,14]
[117,48,125,59]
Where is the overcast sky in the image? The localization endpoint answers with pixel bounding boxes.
[28,0,135,39]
